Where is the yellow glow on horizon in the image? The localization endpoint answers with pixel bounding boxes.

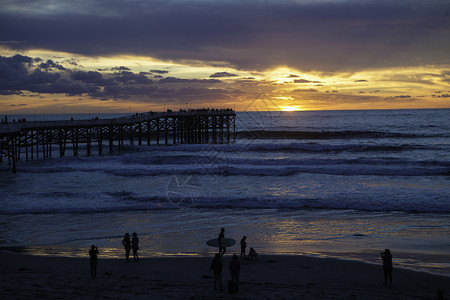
[1,47,450,113]
[280,105,303,111]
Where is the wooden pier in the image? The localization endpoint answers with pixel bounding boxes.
[0,109,236,172]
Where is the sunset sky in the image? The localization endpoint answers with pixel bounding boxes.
[1,0,449,113]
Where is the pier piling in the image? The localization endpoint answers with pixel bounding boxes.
[0,109,236,172]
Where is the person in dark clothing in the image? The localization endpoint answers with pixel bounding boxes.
[436,289,448,300]
[249,247,258,260]
[381,249,393,285]
[218,228,226,257]
[209,253,224,291]
[122,233,132,261]
[89,245,99,279]
[229,254,241,289]
[240,236,247,259]
[132,232,139,262]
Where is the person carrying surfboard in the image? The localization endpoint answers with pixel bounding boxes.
[218,228,226,256]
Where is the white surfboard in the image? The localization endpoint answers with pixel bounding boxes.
[206,237,236,248]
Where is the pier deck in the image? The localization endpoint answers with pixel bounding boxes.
[0,109,236,172]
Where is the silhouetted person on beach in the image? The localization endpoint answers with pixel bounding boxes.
[89,245,99,279]
[229,254,240,292]
[381,249,393,285]
[249,247,258,260]
[132,232,139,262]
[210,253,224,291]
[240,236,247,258]
[436,289,448,300]
[122,233,132,261]
[218,228,226,256]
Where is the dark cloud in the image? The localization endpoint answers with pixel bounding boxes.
[432,94,450,98]
[0,55,101,96]
[0,54,230,103]
[1,1,449,72]
[292,88,318,93]
[294,79,312,84]
[27,69,60,84]
[150,69,169,74]
[70,71,103,83]
[111,66,130,71]
[39,59,66,70]
[354,80,368,82]
[0,90,22,95]
[28,78,98,95]
[209,72,238,78]
[90,84,243,102]
[0,55,30,92]
[113,71,153,84]
[159,77,221,84]
[12,54,33,64]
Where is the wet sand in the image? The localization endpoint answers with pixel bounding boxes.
[0,250,448,299]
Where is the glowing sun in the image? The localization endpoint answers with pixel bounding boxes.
[280,105,302,111]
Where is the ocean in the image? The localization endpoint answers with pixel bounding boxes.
[1,109,449,276]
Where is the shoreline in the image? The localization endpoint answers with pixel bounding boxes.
[2,245,450,278]
[1,250,449,299]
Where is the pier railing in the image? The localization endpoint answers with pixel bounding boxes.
[0,109,236,172]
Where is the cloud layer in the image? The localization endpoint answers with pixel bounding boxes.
[1,0,450,72]
[0,54,246,105]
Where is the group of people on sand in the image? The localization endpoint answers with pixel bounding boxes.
[88,232,140,279]
[239,235,257,260]
[122,232,140,262]
[210,228,258,293]
[213,228,395,295]
[86,231,447,300]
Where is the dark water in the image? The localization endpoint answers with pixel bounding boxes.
[1,109,449,276]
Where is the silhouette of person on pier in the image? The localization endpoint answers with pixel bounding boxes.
[132,232,139,262]
[218,228,226,256]
[381,249,393,285]
[89,245,99,279]
[122,233,132,261]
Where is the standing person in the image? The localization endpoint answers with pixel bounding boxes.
[229,254,240,292]
[89,245,99,279]
[209,253,224,291]
[381,249,393,285]
[122,233,132,262]
[218,228,226,256]
[132,232,139,262]
[436,289,447,300]
[240,236,247,259]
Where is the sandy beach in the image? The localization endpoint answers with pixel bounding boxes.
[1,250,448,299]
